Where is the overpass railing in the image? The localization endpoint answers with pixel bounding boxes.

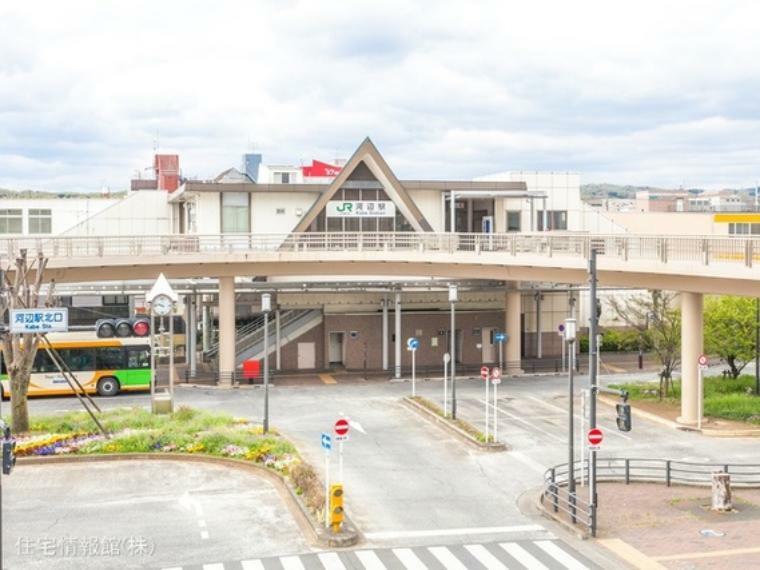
[1,232,759,268]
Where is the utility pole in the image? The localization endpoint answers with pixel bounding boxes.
[262,293,271,433]
[756,297,759,396]
[565,318,577,522]
[449,284,458,419]
[588,247,599,536]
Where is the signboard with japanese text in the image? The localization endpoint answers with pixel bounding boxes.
[10,308,69,333]
[326,200,396,218]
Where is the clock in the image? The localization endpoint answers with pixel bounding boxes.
[151,294,173,317]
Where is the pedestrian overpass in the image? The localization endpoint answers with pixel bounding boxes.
[3,230,759,428]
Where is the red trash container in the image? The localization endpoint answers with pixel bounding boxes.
[242,359,261,382]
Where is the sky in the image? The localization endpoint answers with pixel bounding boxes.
[1,0,759,192]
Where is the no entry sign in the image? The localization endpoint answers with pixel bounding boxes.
[481,366,489,380]
[698,354,709,369]
[334,418,350,437]
[587,428,603,448]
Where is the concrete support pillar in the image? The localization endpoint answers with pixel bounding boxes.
[275,308,281,371]
[187,294,197,377]
[218,276,236,384]
[394,292,401,379]
[382,298,389,371]
[535,291,542,359]
[678,291,703,426]
[201,298,211,353]
[505,287,522,374]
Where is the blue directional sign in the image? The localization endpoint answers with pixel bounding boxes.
[10,308,69,334]
[321,432,332,452]
[494,332,506,343]
[407,337,420,350]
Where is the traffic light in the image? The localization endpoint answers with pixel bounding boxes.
[96,318,150,338]
[616,402,632,432]
[2,426,15,475]
[329,483,344,533]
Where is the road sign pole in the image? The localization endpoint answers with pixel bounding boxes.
[443,354,449,417]
[412,348,416,397]
[339,440,344,483]
[493,377,498,442]
[499,341,503,372]
[568,338,576,498]
[561,335,566,373]
[580,387,586,487]
[485,369,490,442]
[588,247,599,537]
[324,451,330,528]
[698,366,703,430]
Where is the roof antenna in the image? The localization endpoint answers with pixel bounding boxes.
[153,130,160,154]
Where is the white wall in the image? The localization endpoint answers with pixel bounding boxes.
[408,189,443,231]
[0,197,120,236]
[251,192,318,234]
[61,191,171,236]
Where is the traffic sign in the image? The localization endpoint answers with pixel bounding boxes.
[698,354,709,370]
[10,308,69,333]
[491,367,501,380]
[407,337,420,351]
[334,418,350,437]
[480,366,489,380]
[587,427,603,449]
[494,332,506,343]
[321,432,332,451]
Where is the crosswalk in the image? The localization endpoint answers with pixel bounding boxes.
[160,538,596,569]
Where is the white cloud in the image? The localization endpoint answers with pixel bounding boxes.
[0,0,759,191]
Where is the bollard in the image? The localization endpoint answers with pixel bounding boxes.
[711,471,732,512]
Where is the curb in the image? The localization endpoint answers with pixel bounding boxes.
[401,397,508,452]
[18,453,360,549]
[598,396,760,438]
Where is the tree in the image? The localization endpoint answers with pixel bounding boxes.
[0,250,53,433]
[608,290,681,399]
[704,295,756,379]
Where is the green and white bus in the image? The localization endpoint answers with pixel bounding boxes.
[1,334,151,398]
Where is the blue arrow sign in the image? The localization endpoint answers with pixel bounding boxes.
[495,332,506,343]
[321,432,332,451]
[407,337,420,350]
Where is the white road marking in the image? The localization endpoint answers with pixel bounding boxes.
[280,555,305,570]
[363,524,547,540]
[317,552,347,569]
[526,395,632,440]
[162,567,182,570]
[241,561,265,570]
[535,540,589,569]
[202,564,225,570]
[465,544,509,569]
[200,530,209,540]
[510,451,548,474]
[198,519,207,528]
[500,542,548,569]
[392,548,427,569]
[354,549,386,569]
[428,546,467,570]
[479,399,565,443]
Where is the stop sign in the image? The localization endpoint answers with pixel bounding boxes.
[480,366,489,380]
[587,428,603,446]
[334,418,349,437]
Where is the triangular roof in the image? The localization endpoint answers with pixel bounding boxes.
[293,137,433,232]
[214,167,254,183]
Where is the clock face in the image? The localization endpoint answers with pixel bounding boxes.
[152,295,173,316]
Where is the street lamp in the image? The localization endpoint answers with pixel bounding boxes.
[564,317,577,517]
[262,293,271,433]
[449,284,458,419]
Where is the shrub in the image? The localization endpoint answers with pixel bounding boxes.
[289,461,324,513]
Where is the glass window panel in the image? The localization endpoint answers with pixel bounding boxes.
[0,209,22,234]
[221,192,250,233]
[32,350,57,373]
[127,347,150,369]
[59,349,95,371]
[96,347,124,370]
[507,211,521,232]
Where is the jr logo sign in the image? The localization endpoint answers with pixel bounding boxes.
[326,200,396,218]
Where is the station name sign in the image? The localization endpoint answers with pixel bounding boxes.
[326,200,396,218]
[10,308,69,333]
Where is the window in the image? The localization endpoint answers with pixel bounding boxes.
[28,209,52,234]
[96,347,124,370]
[32,351,58,373]
[729,222,760,236]
[536,210,568,231]
[506,211,521,232]
[221,192,250,233]
[127,347,150,369]
[276,208,286,215]
[58,348,95,371]
[0,209,22,234]
[103,295,128,305]
[274,172,291,184]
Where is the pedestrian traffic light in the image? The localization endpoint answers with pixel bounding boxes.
[329,483,344,533]
[2,426,15,475]
[96,318,150,338]
[616,402,632,432]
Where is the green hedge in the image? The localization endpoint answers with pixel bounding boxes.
[579,329,652,353]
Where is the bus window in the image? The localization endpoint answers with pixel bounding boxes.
[96,347,124,370]
[32,350,58,373]
[126,347,150,369]
[59,348,95,372]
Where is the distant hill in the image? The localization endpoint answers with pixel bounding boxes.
[580,184,759,200]
[0,188,127,199]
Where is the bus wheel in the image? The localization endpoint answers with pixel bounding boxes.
[96,377,120,397]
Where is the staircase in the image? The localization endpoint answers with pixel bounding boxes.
[203,309,323,366]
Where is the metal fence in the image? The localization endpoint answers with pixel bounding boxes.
[2,232,760,268]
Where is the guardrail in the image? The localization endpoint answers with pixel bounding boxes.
[542,457,760,536]
[2,232,760,268]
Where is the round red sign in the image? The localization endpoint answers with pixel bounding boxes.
[698,354,708,366]
[587,428,603,446]
[334,418,350,436]
[491,367,501,380]
[480,366,489,380]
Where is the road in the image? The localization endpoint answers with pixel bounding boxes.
[7,370,760,569]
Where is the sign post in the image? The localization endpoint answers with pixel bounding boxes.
[9,308,68,334]
[495,332,506,372]
[443,353,450,417]
[334,419,350,483]
[481,366,490,442]
[587,427,603,450]
[698,354,708,430]
[558,323,566,372]
[321,432,332,528]
[491,367,501,442]
[407,337,420,397]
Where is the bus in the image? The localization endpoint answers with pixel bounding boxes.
[1,334,151,398]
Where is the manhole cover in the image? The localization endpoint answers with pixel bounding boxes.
[700,529,725,537]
